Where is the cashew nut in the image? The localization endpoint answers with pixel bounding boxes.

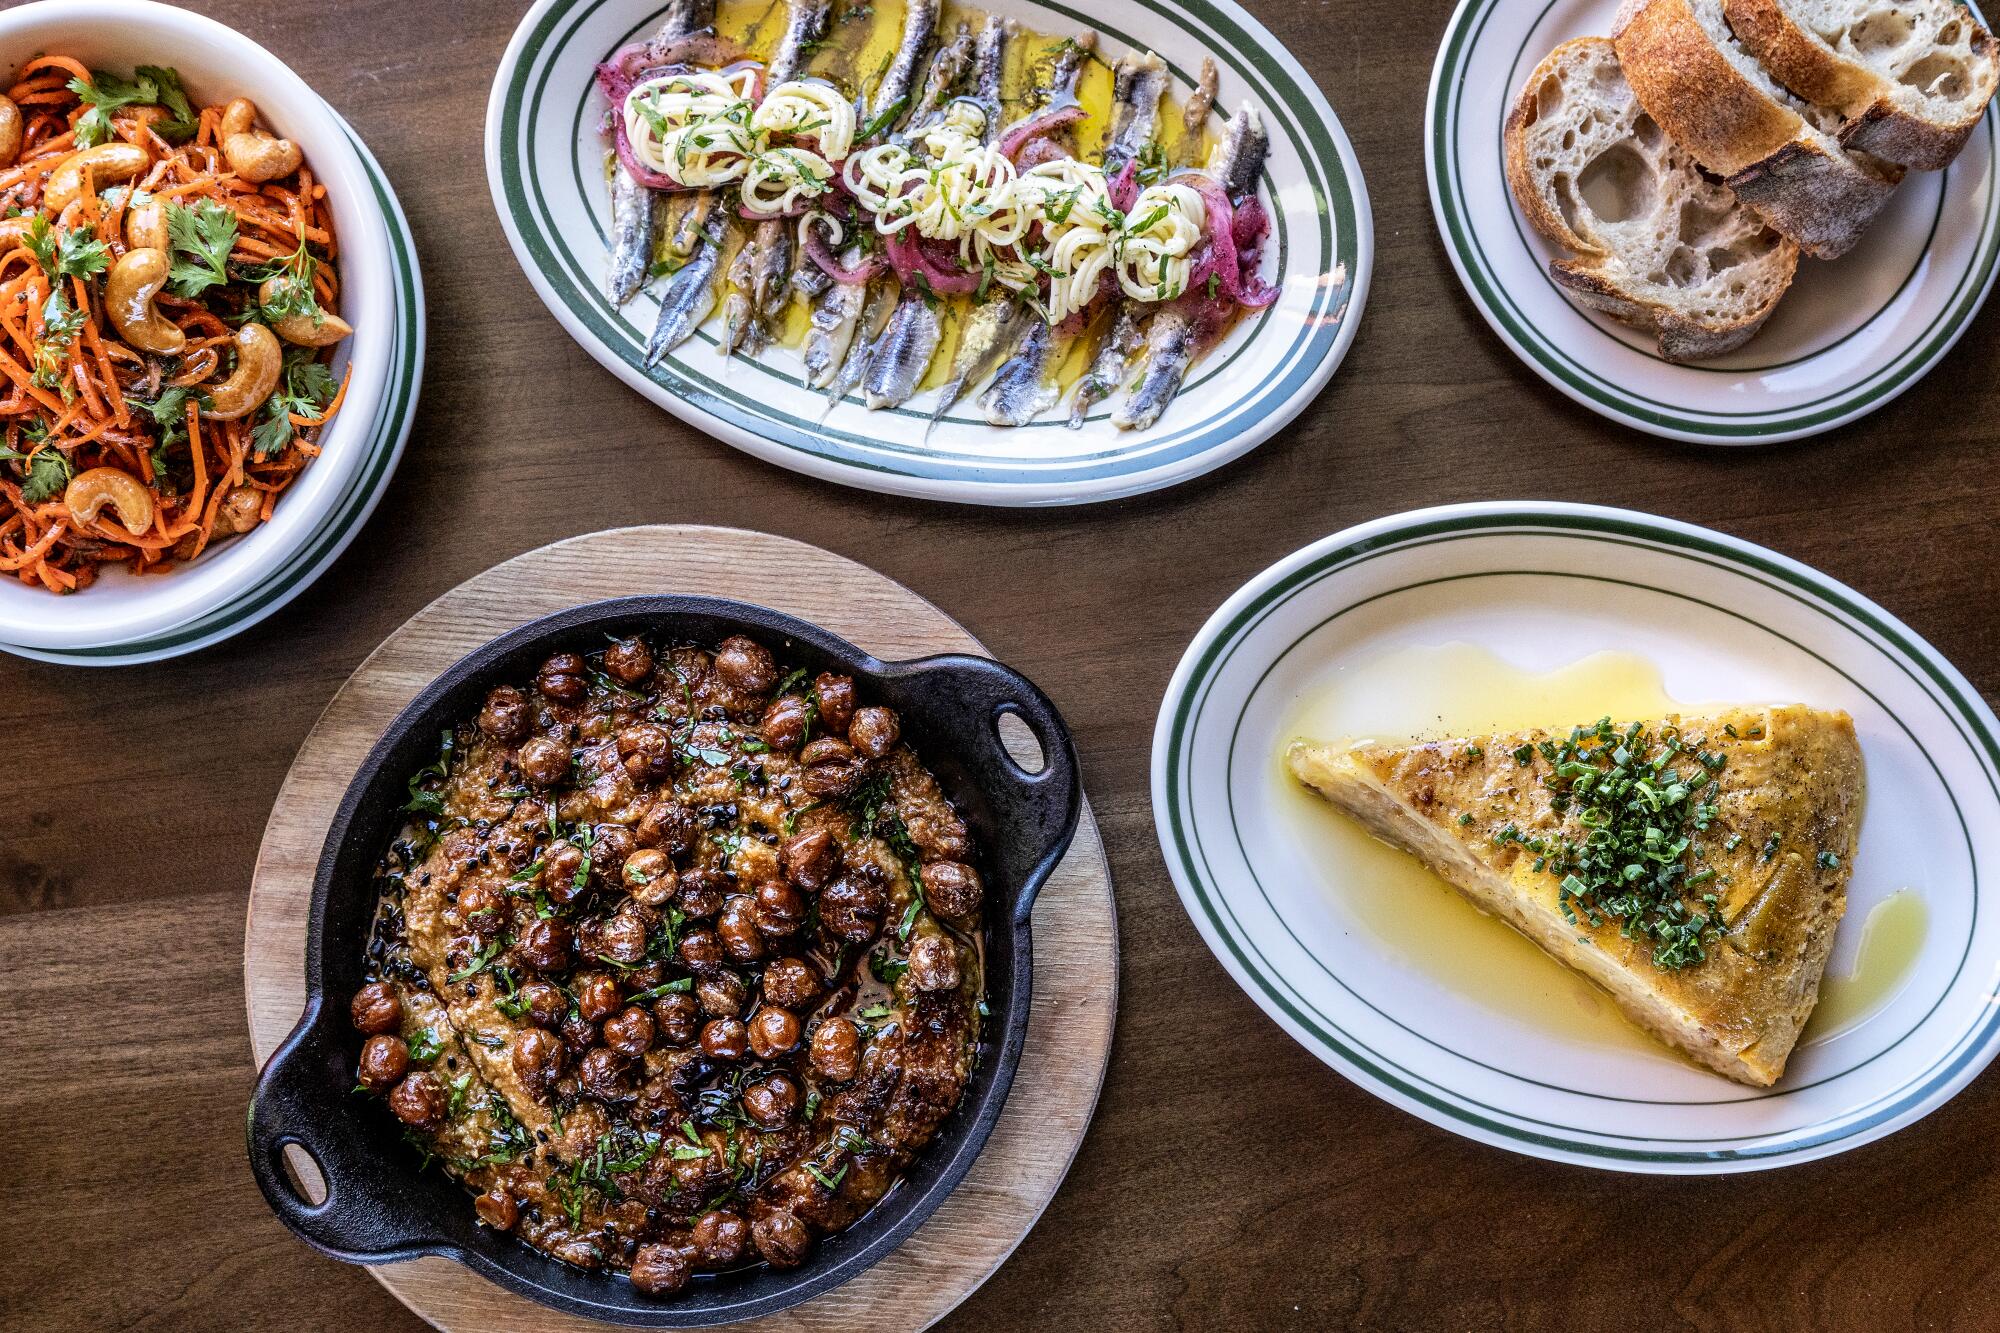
[0,95,22,168]
[259,275,353,347]
[220,99,302,183]
[0,216,30,252]
[124,191,169,252]
[64,467,155,537]
[204,323,284,420]
[105,248,186,355]
[215,485,264,536]
[44,142,151,213]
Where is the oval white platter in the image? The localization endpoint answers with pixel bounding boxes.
[1153,501,2000,1173]
[486,0,1370,506]
[1428,0,2000,444]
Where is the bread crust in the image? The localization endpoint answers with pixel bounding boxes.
[1502,41,1605,255]
[1615,0,1902,258]
[1616,0,1801,173]
[1549,258,1790,360]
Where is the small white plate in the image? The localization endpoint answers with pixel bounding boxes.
[1427,0,2000,444]
[485,0,1370,506]
[1152,502,2000,1172]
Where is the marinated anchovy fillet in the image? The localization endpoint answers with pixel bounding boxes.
[351,635,985,1296]
[1114,102,1270,431]
[607,0,719,306]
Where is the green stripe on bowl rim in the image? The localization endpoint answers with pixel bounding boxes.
[12,113,424,663]
[1154,504,2000,1169]
[1425,0,2000,442]
[489,0,1369,494]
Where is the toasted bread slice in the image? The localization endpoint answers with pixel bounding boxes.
[1724,0,1999,169]
[1286,705,1865,1086]
[1506,38,1799,361]
[1614,0,1905,257]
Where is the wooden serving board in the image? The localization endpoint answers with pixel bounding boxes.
[243,525,1119,1331]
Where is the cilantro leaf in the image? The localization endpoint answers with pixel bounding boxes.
[134,66,198,141]
[20,448,71,505]
[68,69,161,149]
[248,240,323,325]
[251,348,339,455]
[55,228,110,282]
[165,200,238,298]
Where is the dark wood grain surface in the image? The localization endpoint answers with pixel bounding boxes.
[3,0,1998,1328]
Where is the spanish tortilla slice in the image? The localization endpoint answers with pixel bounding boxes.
[1286,705,1864,1086]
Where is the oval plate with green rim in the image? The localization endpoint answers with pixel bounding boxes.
[1152,502,2000,1172]
[1427,0,2000,444]
[484,0,1369,506]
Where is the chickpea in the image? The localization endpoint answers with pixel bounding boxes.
[560,1012,598,1057]
[920,861,984,921]
[357,1034,408,1091]
[603,1006,656,1059]
[848,706,901,759]
[696,972,749,1019]
[810,1018,861,1082]
[536,652,587,704]
[691,1210,750,1267]
[714,636,777,693]
[349,981,401,1034]
[800,737,866,799]
[717,895,766,963]
[675,868,727,919]
[819,875,887,944]
[388,1072,447,1129]
[622,848,676,906]
[700,1018,749,1061]
[763,957,820,1010]
[754,1210,813,1268]
[813,673,856,733]
[591,826,636,884]
[907,935,962,991]
[521,980,567,1029]
[603,637,654,684]
[629,1241,694,1296]
[517,736,572,788]
[617,722,676,783]
[515,917,573,972]
[475,1187,520,1232]
[511,1027,565,1093]
[748,1006,802,1060]
[478,685,532,741]
[596,908,650,965]
[636,799,696,859]
[653,991,702,1046]
[754,878,808,937]
[779,828,841,892]
[574,971,623,1022]
[455,882,507,938]
[542,843,586,904]
[578,1047,633,1102]
[741,1072,801,1128]
[761,694,812,752]
[679,927,726,976]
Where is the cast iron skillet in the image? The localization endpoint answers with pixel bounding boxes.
[246,596,1081,1326]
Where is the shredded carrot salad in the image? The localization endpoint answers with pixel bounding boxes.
[0,58,353,594]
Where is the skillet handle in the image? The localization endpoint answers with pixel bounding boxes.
[246,1022,449,1263]
[901,655,1081,927]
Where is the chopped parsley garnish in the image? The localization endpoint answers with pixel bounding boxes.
[1518,717,1728,970]
[406,1027,444,1063]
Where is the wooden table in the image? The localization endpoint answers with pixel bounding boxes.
[4,1,1998,1328]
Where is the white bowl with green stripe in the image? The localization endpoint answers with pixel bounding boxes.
[484,0,1370,505]
[0,108,425,667]
[1427,0,2000,444]
[1153,502,2000,1172]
